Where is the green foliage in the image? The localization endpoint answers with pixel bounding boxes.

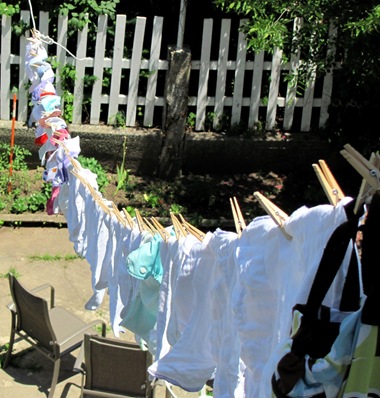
[0,143,49,214]
[169,203,187,215]
[143,192,161,209]
[0,2,19,16]
[115,136,131,193]
[186,112,196,130]
[77,155,109,192]
[0,143,30,172]
[29,253,82,261]
[0,266,20,279]
[111,111,126,128]
[214,0,380,148]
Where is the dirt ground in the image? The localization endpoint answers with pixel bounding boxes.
[0,225,199,398]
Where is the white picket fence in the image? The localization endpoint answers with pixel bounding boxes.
[0,11,334,132]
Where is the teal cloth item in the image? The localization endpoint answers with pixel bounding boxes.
[126,228,174,283]
[122,228,174,344]
[120,276,160,344]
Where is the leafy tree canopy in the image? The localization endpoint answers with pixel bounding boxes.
[213,0,380,151]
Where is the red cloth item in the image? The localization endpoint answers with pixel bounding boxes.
[34,133,48,146]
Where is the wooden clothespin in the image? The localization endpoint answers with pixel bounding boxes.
[71,169,111,216]
[122,208,135,229]
[134,209,152,234]
[230,197,246,238]
[170,212,188,240]
[151,217,171,243]
[340,144,380,213]
[312,159,345,206]
[144,217,158,234]
[178,214,205,242]
[111,202,128,227]
[340,144,380,191]
[254,191,292,240]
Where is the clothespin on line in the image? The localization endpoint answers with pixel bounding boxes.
[70,169,111,216]
[230,197,246,238]
[111,202,128,228]
[122,208,135,229]
[178,214,205,242]
[340,144,380,213]
[134,209,152,234]
[312,159,345,206]
[254,191,292,240]
[340,144,380,190]
[151,217,171,243]
[144,217,158,234]
[353,152,380,214]
[170,213,188,240]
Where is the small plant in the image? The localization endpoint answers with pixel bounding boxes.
[169,203,186,215]
[77,155,109,192]
[0,266,20,279]
[116,136,131,193]
[94,323,111,334]
[111,111,126,128]
[0,342,10,368]
[186,112,196,130]
[143,193,161,209]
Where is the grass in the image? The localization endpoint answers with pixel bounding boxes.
[29,254,83,261]
[0,266,20,279]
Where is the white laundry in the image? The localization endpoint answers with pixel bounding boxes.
[258,198,354,398]
[83,199,113,311]
[148,232,216,392]
[208,228,245,398]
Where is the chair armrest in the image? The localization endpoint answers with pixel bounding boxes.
[73,341,86,373]
[29,283,55,308]
[6,283,55,312]
[6,301,16,313]
[59,320,107,347]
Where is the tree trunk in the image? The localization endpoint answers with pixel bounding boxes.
[158,46,191,180]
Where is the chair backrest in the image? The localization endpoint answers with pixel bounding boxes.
[9,274,57,352]
[83,333,153,397]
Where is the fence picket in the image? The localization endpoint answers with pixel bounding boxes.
[16,11,29,123]
[196,19,213,131]
[231,20,247,126]
[108,14,126,125]
[90,14,108,125]
[248,51,264,129]
[214,19,230,129]
[301,65,316,132]
[1,14,11,120]
[144,16,163,127]
[72,16,89,124]
[283,17,302,131]
[266,47,283,130]
[126,17,146,127]
[56,15,68,97]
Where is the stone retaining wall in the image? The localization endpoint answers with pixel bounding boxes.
[0,121,347,177]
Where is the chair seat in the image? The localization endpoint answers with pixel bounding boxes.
[49,307,98,354]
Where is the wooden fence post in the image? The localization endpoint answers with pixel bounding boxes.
[158,45,191,180]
